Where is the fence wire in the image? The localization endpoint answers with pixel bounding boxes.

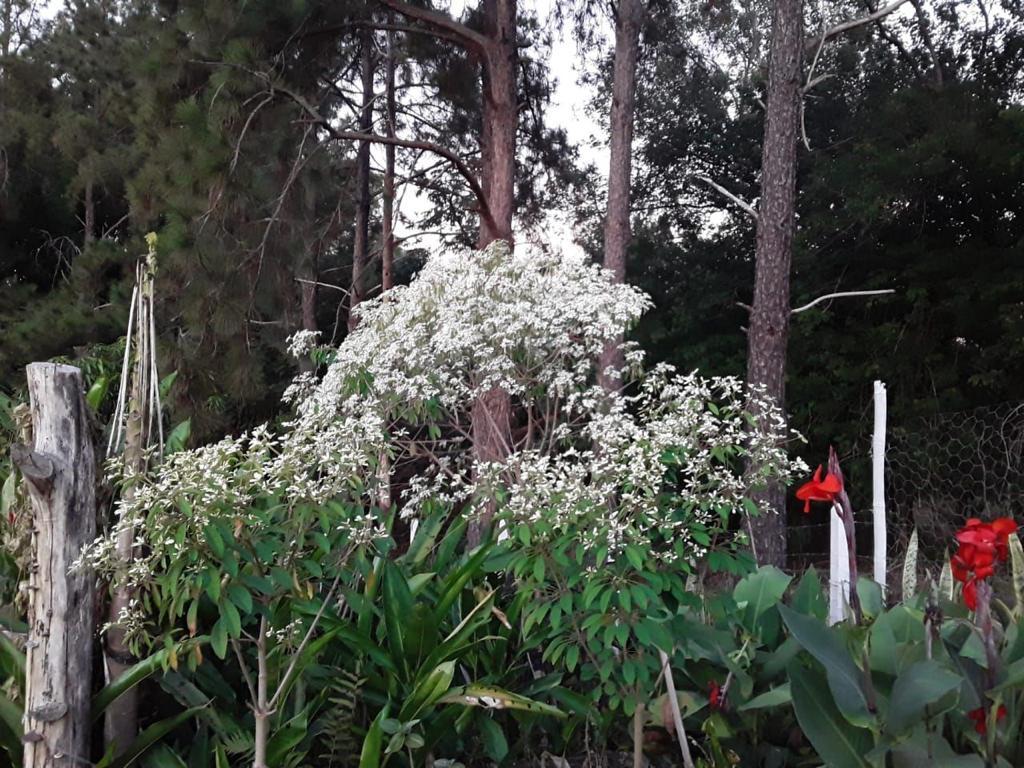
[885,402,1024,580]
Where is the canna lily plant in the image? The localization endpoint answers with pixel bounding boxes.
[795,447,864,624]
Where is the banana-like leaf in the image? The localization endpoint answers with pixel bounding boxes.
[438,684,565,718]
[902,529,919,600]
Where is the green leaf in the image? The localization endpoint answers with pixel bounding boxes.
[402,510,445,565]
[400,661,455,721]
[737,683,792,711]
[210,618,228,660]
[220,599,241,638]
[733,566,792,636]
[778,603,873,728]
[478,716,509,762]
[107,707,204,768]
[792,568,827,620]
[789,662,872,768]
[887,660,962,734]
[86,375,111,410]
[383,560,413,673]
[93,648,175,720]
[165,419,191,455]
[856,577,884,619]
[359,706,389,768]
[438,684,565,717]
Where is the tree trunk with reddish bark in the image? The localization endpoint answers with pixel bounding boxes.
[382,27,397,293]
[468,0,517,545]
[348,29,375,331]
[745,0,803,568]
[598,0,643,393]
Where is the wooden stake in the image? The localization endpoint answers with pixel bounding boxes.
[15,363,95,768]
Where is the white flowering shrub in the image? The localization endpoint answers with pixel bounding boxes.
[82,240,802,657]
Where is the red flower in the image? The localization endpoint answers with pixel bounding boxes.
[967,704,1007,735]
[795,465,843,514]
[708,680,722,711]
[952,516,1017,610]
[963,579,978,611]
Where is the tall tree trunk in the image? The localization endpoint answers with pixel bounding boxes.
[16,363,95,768]
[476,0,517,248]
[348,29,374,331]
[468,0,517,546]
[597,0,643,393]
[745,0,803,568]
[382,27,397,294]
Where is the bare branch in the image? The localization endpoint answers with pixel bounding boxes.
[377,0,493,56]
[791,289,896,314]
[805,0,912,52]
[275,84,497,235]
[691,175,758,221]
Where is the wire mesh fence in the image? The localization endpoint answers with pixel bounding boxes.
[786,400,1024,600]
[885,401,1024,584]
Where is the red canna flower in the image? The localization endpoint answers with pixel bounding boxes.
[967,704,1007,735]
[795,465,843,514]
[952,516,1017,610]
[708,680,722,711]
[963,578,979,611]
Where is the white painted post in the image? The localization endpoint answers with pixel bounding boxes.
[829,505,850,625]
[872,380,887,593]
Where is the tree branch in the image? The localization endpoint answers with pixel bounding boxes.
[791,289,895,314]
[691,175,758,221]
[804,0,912,52]
[377,0,492,56]
[276,85,498,235]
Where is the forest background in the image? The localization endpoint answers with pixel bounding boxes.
[1,0,1022,568]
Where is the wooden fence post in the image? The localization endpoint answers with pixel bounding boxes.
[13,363,95,768]
[828,503,850,625]
[872,380,887,593]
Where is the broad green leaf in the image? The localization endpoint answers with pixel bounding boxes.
[439,684,565,717]
[382,560,413,674]
[857,577,884,619]
[789,662,872,768]
[93,648,173,720]
[792,568,827,620]
[400,661,455,721]
[733,566,792,634]
[778,603,873,728]
[478,716,509,762]
[165,419,191,455]
[887,660,961,734]
[738,683,791,711]
[870,606,925,677]
[403,511,445,565]
[359,706,389,768]
[86,375,111,410]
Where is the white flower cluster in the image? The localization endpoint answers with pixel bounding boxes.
[84,240,803,636]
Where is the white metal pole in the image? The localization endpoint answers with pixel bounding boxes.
[872,380,888,593]
[829,505,849,625]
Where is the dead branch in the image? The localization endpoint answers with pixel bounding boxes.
[791,289,896,314]
[691,175,758,221]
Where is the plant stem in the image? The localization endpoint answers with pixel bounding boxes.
[632,698,644,768]
[658,648,697,768]
[254,615,270,768]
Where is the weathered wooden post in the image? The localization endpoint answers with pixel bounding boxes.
[13,363,95,768]
[872,380,888,593]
